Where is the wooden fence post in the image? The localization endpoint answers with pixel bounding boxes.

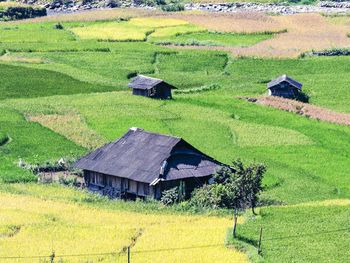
[232,208,238,238]
[128,246,130,263]
[50,251,55,263]
[258,227,263,255]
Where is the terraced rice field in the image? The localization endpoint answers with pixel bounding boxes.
[0,11,350,263]
[0,190,247,263]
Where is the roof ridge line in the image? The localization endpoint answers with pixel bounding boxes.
[134,128,182,140]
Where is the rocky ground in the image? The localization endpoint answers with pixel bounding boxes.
[185,2,350,15]
[12,0,350,15]
[17,0,142,15]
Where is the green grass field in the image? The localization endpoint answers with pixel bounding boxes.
[0,15,349,263]
[150,31,274,47]
[227,201,350,263]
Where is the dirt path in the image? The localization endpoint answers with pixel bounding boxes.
[245,96,350,126]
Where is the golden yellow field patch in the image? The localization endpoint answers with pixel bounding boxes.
[69,22,152,41]
[296,199,350,207]
[0,193,248,263]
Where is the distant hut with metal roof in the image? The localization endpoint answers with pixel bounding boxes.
[267,75,302,99]
[74,128,223,199]
[128,75,176,99]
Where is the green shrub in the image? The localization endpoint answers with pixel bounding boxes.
[54,23,64,30]
[0,132,9,146]
[161,187,179,205]
[58,175,78,186]
[161,3,185,12]
[190,160,266,212]
[136,0,157,6]
[189,184,224,209]
[18,157,76,174]
[0,5,46,21]
[296,91,310,103]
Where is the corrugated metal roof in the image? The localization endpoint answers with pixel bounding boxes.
[267,75,303,90]
[74,128,222,184]
[128,75,176,90]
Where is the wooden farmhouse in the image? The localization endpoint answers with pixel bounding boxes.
[267,75,302,99]
[74,128,223,200]
[128,75,176,99]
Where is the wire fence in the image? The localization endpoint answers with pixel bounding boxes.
[0,244,246,262]
[254,226,350,254]
[0,227,348,262]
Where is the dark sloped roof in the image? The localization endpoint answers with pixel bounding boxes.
[165,153,220,181]
[128,75,176,90]
[267,75,302,90]
[74,128,222,184]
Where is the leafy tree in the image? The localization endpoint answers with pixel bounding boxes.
[190,159,266,237]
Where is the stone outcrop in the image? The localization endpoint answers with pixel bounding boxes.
[184,2,350,15]
[12,0,350,15]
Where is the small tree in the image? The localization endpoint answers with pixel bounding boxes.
[231,159,266,215]
[191,159,266,238]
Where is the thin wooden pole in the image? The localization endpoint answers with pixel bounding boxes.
[127,246,130,263]
[258,227,263,255]
[233,207,237,238]
[50,251,55,263]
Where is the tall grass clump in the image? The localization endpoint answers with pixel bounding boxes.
[0,132,9,146]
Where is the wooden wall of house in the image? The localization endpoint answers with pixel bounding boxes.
[132,89,148,97]
[83,170,154,198]
[159,176,211,199]
[154,85,172,99]
[269,83,299,98]
[132,86,172,99]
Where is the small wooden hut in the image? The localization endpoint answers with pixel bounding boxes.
[267,75,302,99]
[74,128,223,200]
[128,75,176,99]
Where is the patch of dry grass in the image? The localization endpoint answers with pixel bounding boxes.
[167,13,350,58]
[129,17,189,27]
[0,54,44,64]
[255,96,350,126]
[160,12,286,33]
[28,113,107,149]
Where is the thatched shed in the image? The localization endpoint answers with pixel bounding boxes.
[267,75,302,99]
[74,128,223,200]
[128,75,176,99]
